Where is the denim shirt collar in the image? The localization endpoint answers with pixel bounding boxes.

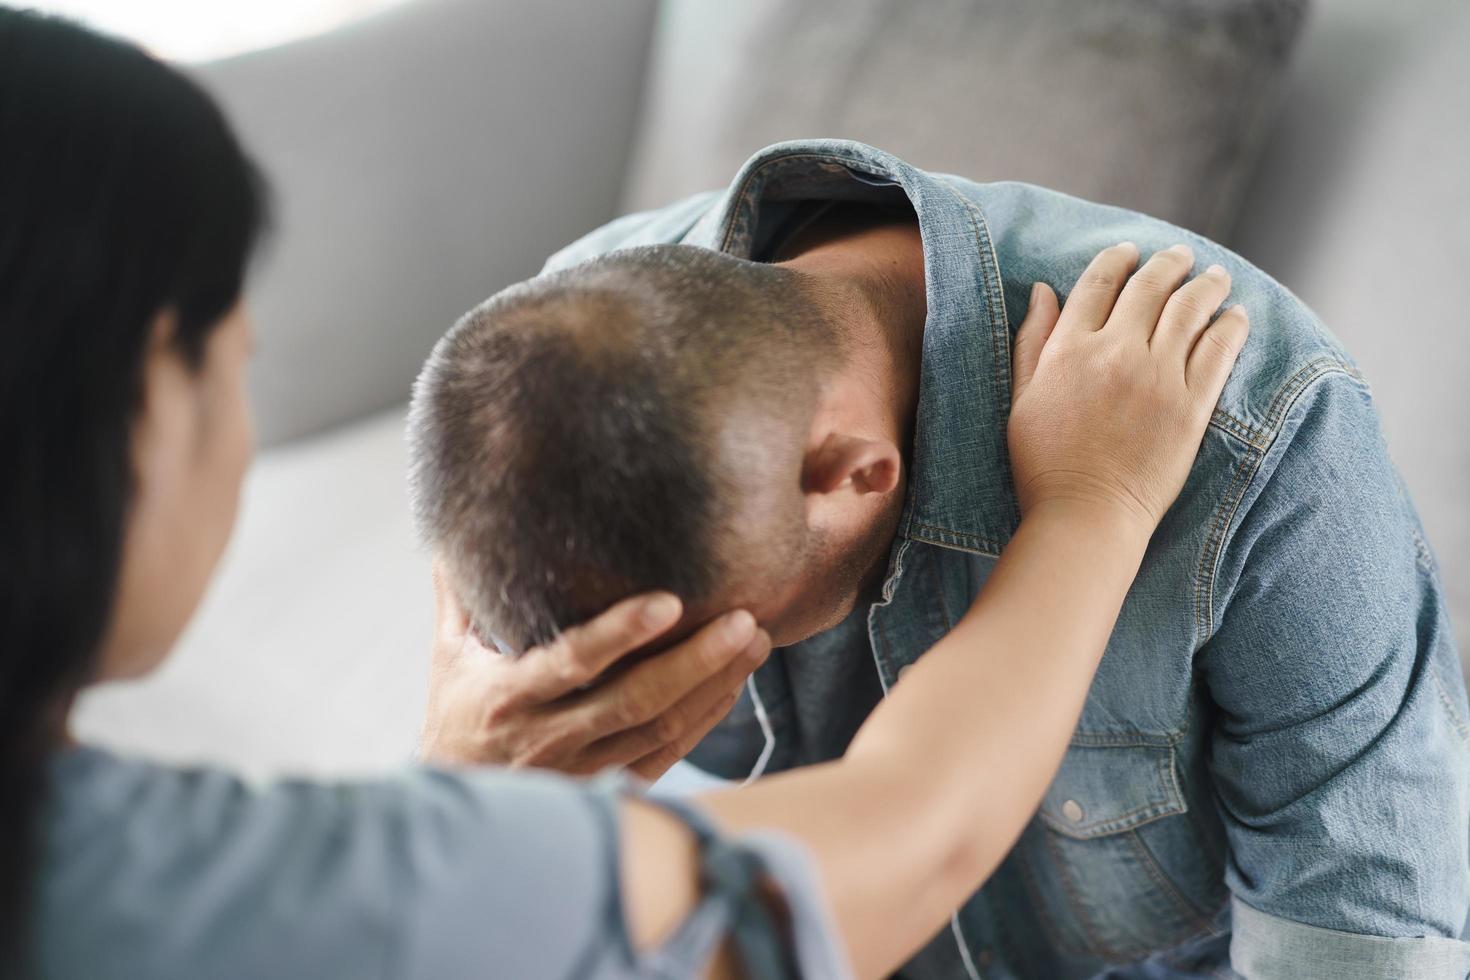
[686,139,1022,568]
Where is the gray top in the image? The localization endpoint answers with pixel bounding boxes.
[36,745,850,979]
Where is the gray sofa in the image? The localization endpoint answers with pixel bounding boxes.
[75,0,1469,780]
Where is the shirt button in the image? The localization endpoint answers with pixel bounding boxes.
[1062,799,1085,823]
[976,947,994,969]
[897,664,913,682]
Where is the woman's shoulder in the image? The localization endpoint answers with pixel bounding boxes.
[40,745,626,979]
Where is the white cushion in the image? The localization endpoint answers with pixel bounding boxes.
[74,407,431,781]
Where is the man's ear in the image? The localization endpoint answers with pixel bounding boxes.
[801,432,901,496]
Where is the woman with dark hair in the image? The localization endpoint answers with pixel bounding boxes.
[0,8,1248,979]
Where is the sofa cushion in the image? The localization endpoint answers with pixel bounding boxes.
[624,0,1307,242]
[197,0,658,446]
[73,407,432,780]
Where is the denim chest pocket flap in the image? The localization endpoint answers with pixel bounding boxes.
[1038,742,1187,840]
[1024,742,1222,964]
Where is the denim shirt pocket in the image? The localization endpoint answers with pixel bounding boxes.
[1020,742,1223,965]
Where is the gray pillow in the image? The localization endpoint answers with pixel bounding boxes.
[197,0,658,446]
[624,0,1309,242]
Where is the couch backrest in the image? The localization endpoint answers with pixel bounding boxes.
[197,0,659,445]
[1233,0,1470,655]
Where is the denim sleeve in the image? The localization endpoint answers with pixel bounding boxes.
[1200,371,1470,977]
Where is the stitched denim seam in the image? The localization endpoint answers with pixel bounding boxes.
[1015,836,1091,959]
[1043,797,1187,840]
[950,184,1022,542]
[1125,829,1220,936]
[1043,826,1128,963]
[910,525,1003,558]
[1410,525,1436,574]
[1161,745,1188,818]
[1196,360,1356,641]
[951,193,1013,410]
[1066,730,1183,748]
[1208,408,1269,451]
[1434,670,1470,744]
[1192,445,1258,646]
[1203,355,1359,450]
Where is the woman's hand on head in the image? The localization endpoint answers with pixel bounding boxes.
[419,560,770,780]
[1007,242,1248,533]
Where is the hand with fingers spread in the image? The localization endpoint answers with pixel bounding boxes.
[420,561,770,780]
[1008,241,1249,530]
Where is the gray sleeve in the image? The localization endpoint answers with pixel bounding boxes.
[391,768,855,979]
[41,751,849,979]
[394,767,853,979]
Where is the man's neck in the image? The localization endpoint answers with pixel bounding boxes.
[775,203,928,443]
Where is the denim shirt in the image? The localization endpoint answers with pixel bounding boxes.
[542,140,1470,979]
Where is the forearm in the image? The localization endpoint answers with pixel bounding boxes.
[698,502,1149,977]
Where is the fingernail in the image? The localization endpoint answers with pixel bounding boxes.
[1230,303,1248,317]
[1029,281,1042,305]
[1206,263,1227,277]
[641,593,680,628]
[1116,241,1138,252]
[1168,243,1194,257]
[724,609,755,644]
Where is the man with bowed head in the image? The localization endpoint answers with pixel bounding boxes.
[410,141,1470,978]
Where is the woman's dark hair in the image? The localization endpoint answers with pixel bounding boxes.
[0,8,268,969]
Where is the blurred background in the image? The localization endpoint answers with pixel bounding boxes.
[48,0,1468,781]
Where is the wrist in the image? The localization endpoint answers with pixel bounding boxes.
[1019,496,1156,553]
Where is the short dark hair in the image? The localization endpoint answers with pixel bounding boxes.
[407,244,836,651]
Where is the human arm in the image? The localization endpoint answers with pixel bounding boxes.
[1195,371,1470,977]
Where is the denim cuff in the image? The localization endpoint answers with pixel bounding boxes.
[1231,896,1470,979]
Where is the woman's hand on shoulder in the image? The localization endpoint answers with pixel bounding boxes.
[1007,242,1248,534]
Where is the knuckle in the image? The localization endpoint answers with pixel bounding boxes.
[651,711,684,746]
[1077,270,1118,291]
[551,651,591,689]
[702,631,739,668]
[1128,270,1173,295]
[1203,330,1237,358]
[1099,343,1133,373]
[627,724,666,758]
[1168,289,1213,318]
[509,745,543,769]
[645,747,678,775]
[609,615,644,650]
[482,695,516,726]
[515,732,561,768]
[631,756,666,781]
[614,689,651,728]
